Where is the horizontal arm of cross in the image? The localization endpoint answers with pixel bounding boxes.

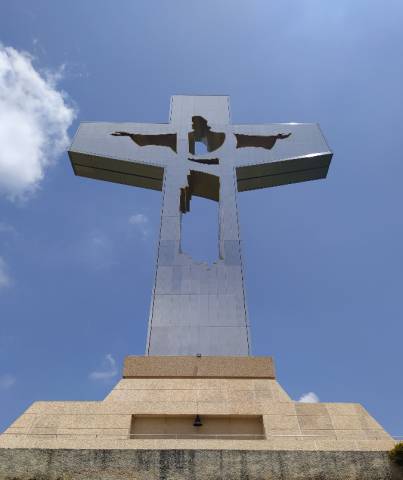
[68,122,177,191]
[232,123,332,192]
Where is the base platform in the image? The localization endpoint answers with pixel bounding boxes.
[0,356,399,480]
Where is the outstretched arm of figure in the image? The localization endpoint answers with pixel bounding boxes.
[111,131,177,153]
[232,123,332,192]
[68,122,177,192]
[235,132,291,150]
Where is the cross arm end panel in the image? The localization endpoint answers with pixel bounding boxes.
[236,152,332,192]
[69,151,164,191]
[68,122,169,191]
[234,123,332,191]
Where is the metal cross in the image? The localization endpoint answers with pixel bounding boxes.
[68,95,332,356]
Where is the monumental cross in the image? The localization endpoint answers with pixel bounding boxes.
[1,96,394,480]
[68,96,332,356]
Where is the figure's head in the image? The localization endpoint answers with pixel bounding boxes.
[191,116,210,137]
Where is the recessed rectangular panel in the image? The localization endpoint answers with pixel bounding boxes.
[130,414,264,439]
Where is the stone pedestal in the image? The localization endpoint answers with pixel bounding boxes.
[0,356,398,480]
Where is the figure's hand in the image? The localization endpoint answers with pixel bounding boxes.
[111,131,128,136]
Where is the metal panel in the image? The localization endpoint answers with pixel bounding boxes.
[68,96,332,356]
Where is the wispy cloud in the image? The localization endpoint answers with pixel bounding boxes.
[0,257,12,289]
[83,231,118,269]
[0,374,16,390]
[129,213,149,238]
[0,222,16,235]
[0,44,75,201]
[90,232,108,249]
[298,392,320,403]
[89,354,118,381]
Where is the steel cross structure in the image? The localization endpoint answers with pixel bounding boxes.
[68,96,332,356]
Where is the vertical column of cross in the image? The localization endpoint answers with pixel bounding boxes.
[145,129,189,355]
[147,96,251,355]
[217,143,251,355]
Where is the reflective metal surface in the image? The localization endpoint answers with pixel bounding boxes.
[68,95,332,356]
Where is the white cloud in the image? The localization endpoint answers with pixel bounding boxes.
[0,374,16,389]
[0,45,75,201]
[0,257,12,289]
[298,391,320,403]
[89,354,118,381]
[129,213,149,237]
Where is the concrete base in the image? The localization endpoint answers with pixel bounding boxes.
[0,356,398,479]
[1,448,402,480]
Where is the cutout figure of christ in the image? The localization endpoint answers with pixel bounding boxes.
[111,117,292,216]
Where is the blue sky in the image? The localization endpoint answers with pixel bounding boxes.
[0,0,402,436]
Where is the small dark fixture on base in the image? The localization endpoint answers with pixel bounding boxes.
[193,415,203,427]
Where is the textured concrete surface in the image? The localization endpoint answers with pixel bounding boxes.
[123,356,275,378]
[0,373,397,480]
[1,376,394,451]
[1,448,402,480]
